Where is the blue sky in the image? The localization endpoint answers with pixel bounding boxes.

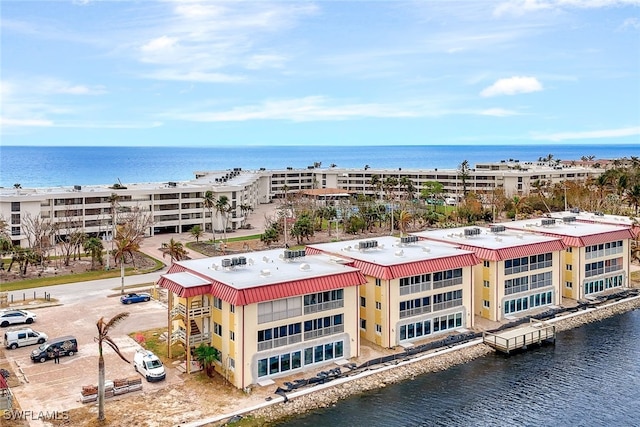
[1,0,639,147]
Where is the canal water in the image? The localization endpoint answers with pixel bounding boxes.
[278,309,640,427]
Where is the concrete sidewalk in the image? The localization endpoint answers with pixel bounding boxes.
[139,202,278,263]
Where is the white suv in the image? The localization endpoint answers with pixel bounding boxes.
[0,309,37,328]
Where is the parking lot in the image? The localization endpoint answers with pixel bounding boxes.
[2,284,181,421]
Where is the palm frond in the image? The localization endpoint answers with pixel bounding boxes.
[96,317,106,334]
[105,312,130,330]
[103,336,130,363]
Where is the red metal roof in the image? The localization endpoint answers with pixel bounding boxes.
[455,240,566,261]
[537,229,634,247]
[158,269,367,306]
[349,253,479,280]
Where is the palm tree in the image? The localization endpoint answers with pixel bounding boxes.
[193,343,220,377]
[162,238,188,263]
[113,222,143,294]
[215,195,230,242]
[96,312,130,422]
[203,190,216,242]
[398,210,412,236]
[83,237,104,270]
[189,225,204,243]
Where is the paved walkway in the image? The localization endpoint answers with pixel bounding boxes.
[139,202,278,263]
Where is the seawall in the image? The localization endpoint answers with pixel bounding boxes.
[245,296,640,426]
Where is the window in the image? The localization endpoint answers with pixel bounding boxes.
[214,297,223,310]
[375,324,382,334]
[258,297,302,323]
[304,315,344,339]
[230,331,235,341]
[360,318,366,330]
[360,296,366,307]
[304,290,344,314]
[483,300,490,308]
[258,322,302,351]
[566,264,572,271]
[566,247,573,253]
[230,304,235,313]
[228,358,235,370]
[565,281,573,288]
[483,280,490,288]
[483,260,490,268]
[375,301,382,310]
[375,279,382,287]
[214,322,222,337]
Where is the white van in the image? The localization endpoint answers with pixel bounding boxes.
[133,349,166,382]
[4,328,48,349]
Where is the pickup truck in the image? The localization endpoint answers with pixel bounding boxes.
[133,349,166,382]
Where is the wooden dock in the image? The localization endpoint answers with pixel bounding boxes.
[483,319,556,354]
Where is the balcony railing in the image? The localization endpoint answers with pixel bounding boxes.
[172,328,212,347]
[171,303,211,319]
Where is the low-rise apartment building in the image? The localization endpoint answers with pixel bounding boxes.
[1,161,603,247]
[412,226,565,322]
[306,236,479,349]
[157,248,366,389]
[503,216,635,302]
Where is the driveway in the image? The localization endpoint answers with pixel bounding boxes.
[2,285,179,426]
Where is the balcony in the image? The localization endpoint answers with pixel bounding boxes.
[170,303,211,319]
[171,327,212,347]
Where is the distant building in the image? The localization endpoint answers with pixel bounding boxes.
[1,161,604,247]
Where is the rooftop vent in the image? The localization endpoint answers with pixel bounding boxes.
[400,235,418,244]
[394,249,404,257]
[541,218,556,226]
[570,208,580,214]
[563,216,576,223]
[74,185,82,191]
[284,249,306,259]
[222,258,232,267]
[299,263,311,271]
[358,240,378,250]
[464,227,482,237]
[594,211,604,216]
[168,182,177,187]
[490,225,506,233]
[260,269,271,277]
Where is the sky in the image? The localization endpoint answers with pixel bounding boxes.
[1,0,640,147]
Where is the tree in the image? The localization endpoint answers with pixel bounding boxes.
[290,213,314,245]
[458,160,471,199]
[113,208,153,294]
[398,210,412,236]
[83,237,104,270]
[215,195,230,242]
[193,343,220,377]
[96,312,130,422]
[162,238,189,263]
[190,225,204,243]
[239,204,254,228]
[203,190,216,242]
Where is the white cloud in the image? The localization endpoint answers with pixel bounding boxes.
[495,0,640,17]
[0,117,54,127]
[144,70,245,83]
[480,108,520,117]
[620,17,640,30]
[532,126,640,141]
[166,96,442,122]
[140,36,178,53]
[480,76,543,97]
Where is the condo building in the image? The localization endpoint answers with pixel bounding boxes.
[412,226,565,322]
[503,216,635,301]
[1,161,603,248]
[157,248,366,389]
[306,236,479,349]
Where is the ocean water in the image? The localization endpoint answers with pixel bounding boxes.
[279,309,640,427]
[0,144,638,188]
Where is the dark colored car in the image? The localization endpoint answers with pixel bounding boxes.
[31,336,78,363]
[120,292,152,304]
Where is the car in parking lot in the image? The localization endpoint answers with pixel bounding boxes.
[4,328,48,349]
[120,292,152,304]
[0,309,37,327]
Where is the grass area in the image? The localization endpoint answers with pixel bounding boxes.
[129,327,185,361]
[0,255,164,292]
